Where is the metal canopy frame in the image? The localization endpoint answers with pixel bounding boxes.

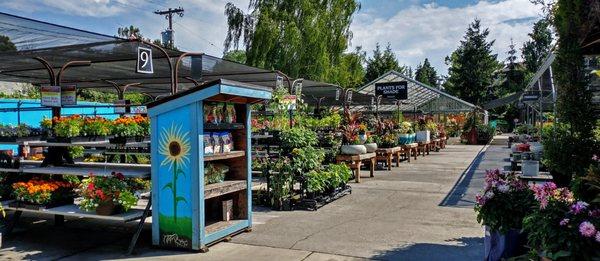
[357,70,477,113]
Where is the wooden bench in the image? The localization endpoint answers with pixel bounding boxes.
[336,152,376,183]
[417,141,431,157]
[400,143,418,162]
[431,138,441,152]
[375,147,402,170]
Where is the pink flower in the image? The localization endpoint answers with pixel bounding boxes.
[570,201,589,214]
[559,218,570,226]
[596,231,600,243]
[579,221,597,237]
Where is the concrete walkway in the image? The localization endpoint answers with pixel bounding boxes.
[0,143,502,260]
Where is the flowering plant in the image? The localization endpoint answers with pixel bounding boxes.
[110,116,149,137]
[12,179,75,205]
[52,115,84,137]
[79,172,138,212]
[81,116,111,136]
[374,133,397,148]
[398,121,413,134]
[357,124,368,134]
[523,182,600,259]
[0,123,42,138]
[474,169,535,233]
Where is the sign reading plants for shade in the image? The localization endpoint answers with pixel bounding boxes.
[41,85,61,107]
[136,46,153,74]
[375,81,408,100]
[60,85,77,105]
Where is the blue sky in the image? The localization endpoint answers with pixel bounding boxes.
[0,0,545,77]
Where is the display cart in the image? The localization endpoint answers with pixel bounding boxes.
[147,79,271,252]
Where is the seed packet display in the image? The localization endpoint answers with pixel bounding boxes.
[224,103,236,123]
[204,103,214,124]
[203,133,214,155]
[212,132,223,154]
[220,132,233,153]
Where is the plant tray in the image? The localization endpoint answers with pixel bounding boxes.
[295,185,352,211]
[9,198,75,210]
[108,136,148,144]
[0,136,42,143]
[47,136,108,143]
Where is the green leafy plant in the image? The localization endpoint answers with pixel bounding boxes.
[82,116,111,136]
[52,115,84,138]
[290,147,325,174]
[280,127,318,152]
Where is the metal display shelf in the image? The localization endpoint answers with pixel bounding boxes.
[2,199,147,222]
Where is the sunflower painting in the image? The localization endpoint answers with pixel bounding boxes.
[159,123,190,223]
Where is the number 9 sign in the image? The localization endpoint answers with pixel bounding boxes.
[137,47,154,74]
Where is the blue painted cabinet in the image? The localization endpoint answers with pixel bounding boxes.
[147,79,272,251]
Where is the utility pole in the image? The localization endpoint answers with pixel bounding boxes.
[154,7,184,49]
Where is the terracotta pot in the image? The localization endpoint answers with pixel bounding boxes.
[95,200,118,216]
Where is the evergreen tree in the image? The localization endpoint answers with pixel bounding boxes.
[504,39,525,95]
[223,0,361,83]
[444,19,501,105]
[521,19,553,74]
[0,35,16,51]
[364,43,402,83]
[415,58,438,87]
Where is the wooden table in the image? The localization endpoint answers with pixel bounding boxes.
[431,138,441,152]
[417,141,431,157]
[375,147,402,170]
[336,152,376,183]
[401,143,418,162]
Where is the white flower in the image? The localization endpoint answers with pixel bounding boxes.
[497,184,510,193]
[484,191,495,199]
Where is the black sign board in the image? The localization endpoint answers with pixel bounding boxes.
[136,47,153,74]
[522,92,540,101]
[375,81,408,100]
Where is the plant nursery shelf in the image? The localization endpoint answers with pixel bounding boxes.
[204,151,245,162]
[204,180,247,200]
[17,162,150,178]
[1,200,146,222]
[205,219,245,235]
[204,123,245,130]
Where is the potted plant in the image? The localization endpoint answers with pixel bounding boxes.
[11,178,75,209]
[397,121,414,145]
[357,123,368,144]
[340,124,366,155]
[79,172,138,215]
[364,135,378,152]
[81,116,111,141]
[375,133,397,149]
[109,116,147,144]
[0,123,42,142]
[523,182,600,260]
[415,117,431,143]
[474,169,535,260]
[47,115,84,142]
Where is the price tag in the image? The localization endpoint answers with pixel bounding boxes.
[136,46,153,74]
[61,85,77,105]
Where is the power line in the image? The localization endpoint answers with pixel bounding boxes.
[172,20,221,52]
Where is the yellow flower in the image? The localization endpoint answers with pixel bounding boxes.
[158,123,191,170]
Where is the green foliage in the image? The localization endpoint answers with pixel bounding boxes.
[290,147,325,174]
[223,50,247,64]
[515,124,538,135]
[223,0,361,84]
[414,58,438,87]
[68,146,84,159]
[364,43,405,83]
[330,46,366,89]
[444,19,501,105]
[548,0,598,183]
[0,34,16,51]
[305,163,351,193]
[0,83,40,99]
[521,19,553,74]
[280,127,318,152]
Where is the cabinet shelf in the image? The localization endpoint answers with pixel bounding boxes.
[204,123,244,130]
[205,219,245,235]
[204,151,245,162]
[204,180,247,200]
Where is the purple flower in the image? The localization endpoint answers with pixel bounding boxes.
[596,231,600,243]
[579,221,597,237]
[570,201,589,214]
[590,209,600,218]
[559,218,570,226]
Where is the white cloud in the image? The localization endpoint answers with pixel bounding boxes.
[351,0,545,75]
